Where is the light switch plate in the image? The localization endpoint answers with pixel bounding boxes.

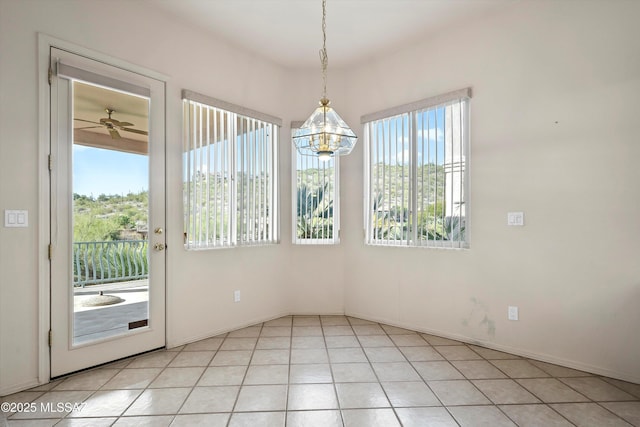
[507,212,524,226]
[5,210,28,227]
[508,306,519,321]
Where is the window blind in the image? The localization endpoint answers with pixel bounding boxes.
[363,91,470,248]
[183,92,279,249]
[292,123,340,245]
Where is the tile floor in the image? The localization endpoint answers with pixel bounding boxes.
[2,315,639,426]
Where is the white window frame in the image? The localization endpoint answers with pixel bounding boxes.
[182,90,281,249]
[363,88,471,249]
[291,122,340,245]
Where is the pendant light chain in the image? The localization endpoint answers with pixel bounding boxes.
[320,0,328,101]
[292,0,357,161]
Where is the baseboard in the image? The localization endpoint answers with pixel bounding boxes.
[346,311,640,385]
[168,311,345,349]
[289,311,346,316]
[167,311,291,348]
[10,311,636,398]
[0,379,41,398]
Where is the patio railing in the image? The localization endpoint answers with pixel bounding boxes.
[74,240,148,287]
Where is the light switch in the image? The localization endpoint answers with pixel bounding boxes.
[507,212,524,226]
[5,210,28,227]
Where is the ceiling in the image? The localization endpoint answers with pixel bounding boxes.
[73,82,149,154]
[146,0,514,69]
[70,0,513,152]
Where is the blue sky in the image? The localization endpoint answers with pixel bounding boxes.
[73,145,148,197]
[73,108,453,194]
[371,109,448,166]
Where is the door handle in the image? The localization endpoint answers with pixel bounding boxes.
[154,243,166,251]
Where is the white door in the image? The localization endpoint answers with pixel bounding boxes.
[49,47,166,377]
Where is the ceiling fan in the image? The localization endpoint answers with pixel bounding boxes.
[74,108,148,139]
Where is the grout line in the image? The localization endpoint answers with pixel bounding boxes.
[284,317,295,427]
[171,342,214,420]
[350,317,410,426]
[226,321,264,425]
[11,315,640,426]
[121,350,177,420]
[323,316,347,427]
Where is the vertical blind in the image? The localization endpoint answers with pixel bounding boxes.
[183,92,280,249]
[363,90,470,248]
[292,125,339,244]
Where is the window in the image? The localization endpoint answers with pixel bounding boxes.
[183,90,280,249]
[292,123,340,244]
[363,88,470,248]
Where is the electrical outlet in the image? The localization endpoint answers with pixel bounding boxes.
[508,306,519,321]
[234,290,241,303]
[507,212,524,226]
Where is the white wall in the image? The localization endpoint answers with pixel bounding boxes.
[0,0,311,395]
[284,70,349,315]
[340,0,640,382]
[1,0,639,395]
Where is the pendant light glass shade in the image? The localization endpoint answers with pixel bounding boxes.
[294,0,357,161]
[293,98,357,161]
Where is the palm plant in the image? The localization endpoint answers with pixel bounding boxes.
[442,215,465,241]
[370,191,409,240]
[417,203,466,241]
[296,183,333,239]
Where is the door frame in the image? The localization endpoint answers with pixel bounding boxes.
[37,34,169,383]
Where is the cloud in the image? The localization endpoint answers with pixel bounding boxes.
[395,149,422,165]
[416,127,444,143]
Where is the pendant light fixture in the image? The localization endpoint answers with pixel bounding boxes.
[293,0,357,162]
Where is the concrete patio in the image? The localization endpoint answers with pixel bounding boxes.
[73,279,149,344]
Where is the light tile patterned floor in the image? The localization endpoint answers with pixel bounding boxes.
[2,315,639,426]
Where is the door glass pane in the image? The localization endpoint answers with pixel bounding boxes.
[72,81,150,345]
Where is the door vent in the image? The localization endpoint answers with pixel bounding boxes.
[128,319,148,330]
